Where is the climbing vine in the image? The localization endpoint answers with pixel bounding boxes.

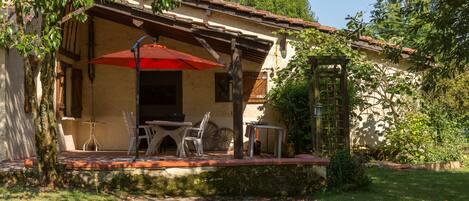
[268,28,417,152]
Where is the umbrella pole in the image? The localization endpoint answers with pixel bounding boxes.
[132,39,142,161]
[135,46,141,161]
[132,35,153,161]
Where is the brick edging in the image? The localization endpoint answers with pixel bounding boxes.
[24,158,329,170]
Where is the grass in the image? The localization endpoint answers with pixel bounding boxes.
[0,167,468,200]
[0,186,117,201]
[316,167,469,201]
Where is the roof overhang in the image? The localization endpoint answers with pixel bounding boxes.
[87,1,274,63]
[181,0,414,57]
[181,0,319,30]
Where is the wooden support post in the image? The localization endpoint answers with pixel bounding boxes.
[309,58,321,153]
[87,16,96,121]
[231,39,244,159]
[340,61,350,151]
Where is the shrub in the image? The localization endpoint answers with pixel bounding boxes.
[385,110,466,164]
[268,80,312,153]
[385,113,434,164]
[326,150,371,191]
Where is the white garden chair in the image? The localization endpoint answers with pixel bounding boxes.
[122,111,156,155]
[180,112,211,157]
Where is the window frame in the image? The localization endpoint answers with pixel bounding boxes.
[214,73,233,103]
[214,71,268,104]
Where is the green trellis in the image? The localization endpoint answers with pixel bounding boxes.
[309,56,350,155]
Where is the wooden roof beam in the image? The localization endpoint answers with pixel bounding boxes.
[88,2,272,62]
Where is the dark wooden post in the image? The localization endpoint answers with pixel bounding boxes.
[340,60,350,151]
[231,39,244,159]
[87,17,96,121]
[309,58,321,153]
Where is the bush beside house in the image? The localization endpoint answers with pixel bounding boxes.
[326,150,371,191]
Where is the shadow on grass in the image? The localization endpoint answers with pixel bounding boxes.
[0,185,116,201]
[0,186,40,200]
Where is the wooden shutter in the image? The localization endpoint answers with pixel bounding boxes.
[56,62,67,117]
[70,68,83,118]
[243,72,268,103]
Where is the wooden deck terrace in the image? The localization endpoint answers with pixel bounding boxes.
[20,151,329,170]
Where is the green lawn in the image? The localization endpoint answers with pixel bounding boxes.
[0,187,117,201]
[316,167,469,201]
[1,167,468,201]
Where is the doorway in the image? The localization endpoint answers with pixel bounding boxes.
[140,71,183,122]
[139,71,183,151]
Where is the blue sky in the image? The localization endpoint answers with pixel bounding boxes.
[309,0,375,29]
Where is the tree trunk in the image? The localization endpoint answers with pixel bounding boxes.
[25,53,59,187]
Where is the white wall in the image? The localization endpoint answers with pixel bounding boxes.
[351,50,415,147]
[0,49,7,161]
[3,49,36,160]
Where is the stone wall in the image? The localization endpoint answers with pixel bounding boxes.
[0,165,326,196]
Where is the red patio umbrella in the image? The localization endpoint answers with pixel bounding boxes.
[89,38,224,160]
[90,44,223,70]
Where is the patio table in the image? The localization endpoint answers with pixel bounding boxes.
[145,120,192,157]
[246,124,285,159]
[82,121,103,151]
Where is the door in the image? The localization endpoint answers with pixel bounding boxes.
[140,71,183,123]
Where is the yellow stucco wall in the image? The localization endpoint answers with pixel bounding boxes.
[59,2,416,151]
[0,2,419,160]
[60,15,282,151]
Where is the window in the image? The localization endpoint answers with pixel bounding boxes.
[56,61,82,118]
[214,72,268,103]
[215,73,232,102]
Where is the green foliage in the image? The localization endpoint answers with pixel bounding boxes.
[0,0,179,56]
[353,0,469,91]
[432,72,469,131]
[326,150,371,191]
[384,113,435,164]
[228,0,316,21]
[267,80,311,152]
[268,28,415,151]
[346,0,469,165]
[273,28,383,117]
[380,73,468,164]
[385,108,466,164]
